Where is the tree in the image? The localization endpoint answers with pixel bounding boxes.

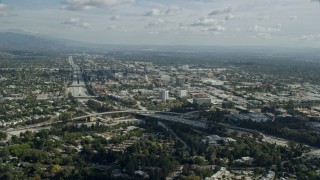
[51,164,63,174]
[60,113,72,123]
[194,156,205,166]
[0,131,7,140]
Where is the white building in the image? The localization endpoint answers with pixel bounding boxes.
[176,89,188,98]
[160,75,171,82]
[203,79,224,86]
[114,72,123,79]
[160,89,169,101]
[180,65,190,71]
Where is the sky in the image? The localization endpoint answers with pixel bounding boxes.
[0,0,320,47]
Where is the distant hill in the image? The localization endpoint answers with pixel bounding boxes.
[0,32,69,52]
[1,31,319,59]
[0,32,128,52]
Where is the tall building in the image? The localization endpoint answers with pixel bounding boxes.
[160,89,169,101]
[144,74,149,83]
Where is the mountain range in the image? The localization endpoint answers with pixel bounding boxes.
[0,31,320,57]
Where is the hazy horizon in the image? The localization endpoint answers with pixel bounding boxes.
[1,0,320,48]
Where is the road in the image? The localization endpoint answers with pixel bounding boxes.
[72,110,205,128]
[261,134,288,147]
[143,113,208,129]
[66,56,90,98]
[158,121,190,150]
[136,100,147,111]
[6,126,51,136]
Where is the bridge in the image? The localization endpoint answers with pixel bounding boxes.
[71,110,208,129]
[73,96,99,99]
[72,110,156,121]
[69,84,87,87]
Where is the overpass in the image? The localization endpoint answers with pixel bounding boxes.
[73,96,99,99]
[71,110,208,129]
[71,110,155,121]
[142,113,208,129]
[69,84,87,88]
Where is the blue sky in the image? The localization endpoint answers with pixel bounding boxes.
[0,0,320,47]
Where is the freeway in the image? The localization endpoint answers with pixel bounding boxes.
[71,110,208,128]
[71,110,154,120]
[143,113,208,129]
[71,110,181,121]
[6,126,52,136]
[158,122,190,150]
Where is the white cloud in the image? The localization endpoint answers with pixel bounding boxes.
[299,34,320,41]
[144,9,162,16]
[144,7,182,16]
[110,15,122,21]
[107,25,117,30]
[251,32,271,39]
[249,25,280,33]
[234,28,242,32]
[289,16,298,20]
[61,0,135,11]
[148,31,160,35]
[0,4,8,11]
[62,17,92,29]
[209,25,226,32]
[225,14,235,20]
[146,18,165,28]
[165,7,182,16]
[0,3,12,17]
[188,17,226,33]
[257,16,270,21]
[209,7,232,16]
[191,17,225,27]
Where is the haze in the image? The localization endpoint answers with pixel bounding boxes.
[0,0,320,47]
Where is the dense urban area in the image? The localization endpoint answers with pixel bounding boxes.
[0,50,320,180]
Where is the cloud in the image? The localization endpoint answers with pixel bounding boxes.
[144,8,162,16]
[299,34,320,42]
[146,18,165,28]
[234,28,242,32]
[144,7,182,16]
[189,17,226,33]
[209,7,232,16]
[249,25,280,33]
[110,15,122,21]
[0,3,13,17]
[62,17,92,29]
[225,14,235,20]
[164,7,182,16]
[251,33,272,39]
[208,25,226,32]
[60,0,135,11]
[257,16,270,21]
[148,31,160,35]
[0,4,8,11]
[106,25,117,30]
[289,16,298,20]
[191,17,225,27]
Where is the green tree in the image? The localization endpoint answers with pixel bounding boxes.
[60,113,72,123]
